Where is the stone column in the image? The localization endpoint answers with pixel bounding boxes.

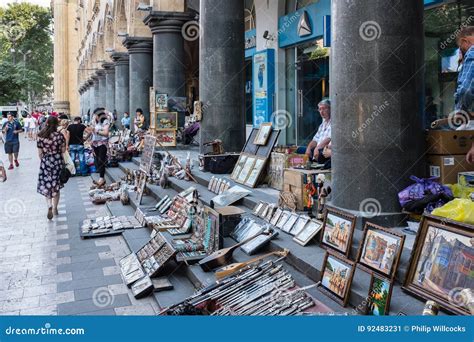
[144,12,194,97]
[79,87,84,117]
[82,85,89,118]
[331,0,425,226]
[91,77,99,113]
[111,52,130,128]
[97,70,107,109]
[124,37,153,128]
[52,0,70,114]
[199,0,245,153]
[104,63,116,115]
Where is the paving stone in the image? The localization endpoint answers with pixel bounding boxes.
[102,266,121,276]
[57,275,122,292]
[1,296,40,311]
[23,284,57,298]
[41,272,73,285]
[39,291,75,306]
[20,305,58,316]
[57,294,130,315]
[72,268,104,280]
[114,304,156,316]
[57,258,116,273]
[57,245,110,258]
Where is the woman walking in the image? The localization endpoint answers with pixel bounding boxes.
[37,116,66,220]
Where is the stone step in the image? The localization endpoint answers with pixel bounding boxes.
[104,162,430,315]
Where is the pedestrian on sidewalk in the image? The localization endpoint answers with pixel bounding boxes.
[58,118,70,146]
[86,108,110,188]
[1,112,23,170]
[67,117,89,176]
[37,116,67,220]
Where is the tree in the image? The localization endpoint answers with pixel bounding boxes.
[0,3,53,105]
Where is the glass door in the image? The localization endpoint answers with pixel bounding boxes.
[295,43,329,146]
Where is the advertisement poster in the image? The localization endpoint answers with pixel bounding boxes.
[253,49,275,127]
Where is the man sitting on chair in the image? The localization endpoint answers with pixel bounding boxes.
[305,99,331,164]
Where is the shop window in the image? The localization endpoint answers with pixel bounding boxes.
[245,0,256,31]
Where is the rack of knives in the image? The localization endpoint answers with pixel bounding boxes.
[162,257,316,316]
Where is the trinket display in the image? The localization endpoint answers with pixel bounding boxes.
[136,233,176,277]
[163,259,316,316]
[208,176,231,194]
[131,276,154,299]
[80,215,142,238]
[120,253,145,287]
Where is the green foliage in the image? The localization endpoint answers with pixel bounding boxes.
[310,46,329,60]
[0,2,53,104]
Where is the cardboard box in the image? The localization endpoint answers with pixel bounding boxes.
[427,154,474,184]
[427,130,474,155]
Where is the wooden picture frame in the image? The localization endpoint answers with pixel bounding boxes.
[244,156,267,188]
[356,223,405,280]
[276,211,291,230]
[403,214,474,315]
[236,155,256,184]
[155,112,178,131]
[253,123,273,146]
[366,273,393,316]
[293,220,323,246]
[270,208,283,226]
[242,129,260,155]
[321,207,357,257]
[253,201,264,216]
[156,130,176,147]
[231,154,249,180]
[317,251,356,307]
[290,216,310,236]
[281,213,298,234]
[155,93,169,112]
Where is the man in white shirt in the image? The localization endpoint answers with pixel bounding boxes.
[305,99,332,162]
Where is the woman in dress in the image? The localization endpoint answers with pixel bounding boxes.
[37,116,66,220]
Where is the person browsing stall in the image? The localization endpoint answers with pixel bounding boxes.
[305,99,332,162]
[68,117,88,176]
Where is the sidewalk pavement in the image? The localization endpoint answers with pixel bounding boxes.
[0,137,158,315]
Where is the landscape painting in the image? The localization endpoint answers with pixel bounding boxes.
[367,275,392,316]
[322,209,355,255]
[359,226,404,277]
[321,254,353,299]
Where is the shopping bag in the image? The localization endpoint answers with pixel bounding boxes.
[63,152,76,175]
[431,198,474,224]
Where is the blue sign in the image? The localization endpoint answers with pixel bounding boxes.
[323,15,331,47]
[245,29,257,59]
[278,0,331,48]
[253,49,275,127]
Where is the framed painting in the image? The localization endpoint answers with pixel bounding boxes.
[281,213,298,234]
[366,274,393,316]
[236,156,256,184]
[270,208,283,226]
[321,207,357,257]
[356,223,405,280]
[317,251,356,307]
[253,123,272,146]
[244,157,267,188]
[156,93,169,112]
[231,154,249,180]
[290,216,310,236]
[156,130,176,147]
[293,220,323,246]
[155,112,178,131]
[276,211,291,230]
[403,214,474,315]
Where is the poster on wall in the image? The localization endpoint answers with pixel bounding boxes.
[253,49,275,128]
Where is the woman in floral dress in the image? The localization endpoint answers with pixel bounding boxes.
[37,116,66,220]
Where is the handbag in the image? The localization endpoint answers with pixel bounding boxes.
[63,152,76,175]
[59,166,71,185]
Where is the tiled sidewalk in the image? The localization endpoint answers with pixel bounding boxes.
[0,138,159,315]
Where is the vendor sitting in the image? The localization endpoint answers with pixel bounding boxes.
[305,99,332,165]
